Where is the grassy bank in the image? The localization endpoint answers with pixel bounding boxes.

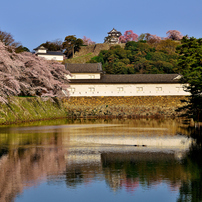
[64,43,126,64]
[0,97,67,125]
[0,96,187,125]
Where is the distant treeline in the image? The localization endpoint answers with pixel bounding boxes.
[88,40,180,74]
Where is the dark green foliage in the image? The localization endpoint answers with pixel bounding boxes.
[40,40,63,51]
[176,37,202,122]
[88,41,177,74]
[15,45,30,53]
[63,35,83,58]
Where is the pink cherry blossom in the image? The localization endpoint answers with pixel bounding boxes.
[0,41,70,103]
[166,30,183,40]
[82,36,95,45]
[119,30,138,43]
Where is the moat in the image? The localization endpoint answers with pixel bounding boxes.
[0,118,201,202]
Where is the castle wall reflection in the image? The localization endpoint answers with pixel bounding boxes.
[0,119,201,202]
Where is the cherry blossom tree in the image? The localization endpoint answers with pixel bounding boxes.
[82,36,95,45]
[138,33,161,43]
[146,34,161,43]
[119,30,138,43]
[166,30,183,41]
[0,41,70,103]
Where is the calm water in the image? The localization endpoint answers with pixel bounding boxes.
[0,118,201,202]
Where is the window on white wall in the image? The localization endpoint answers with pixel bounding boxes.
[89,87,95,92]
[156,87,162,91]
[137,87,143,91]
[70,88,75,92]
[176,87,183,91]
[89,75,95,79]
[117,87,124,91]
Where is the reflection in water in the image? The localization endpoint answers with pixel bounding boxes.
[0,133,66,202]
[0,118,201,202]
[176,127,202,202]
[101,152,186,192]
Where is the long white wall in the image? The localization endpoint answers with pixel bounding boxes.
[66,73,101,80]
[36,49,47,53]
[68,83,189,96]
[38,54,63,61]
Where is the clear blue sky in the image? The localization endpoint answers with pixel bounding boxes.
[0,0,201,51]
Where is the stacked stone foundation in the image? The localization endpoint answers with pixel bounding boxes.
[63,96,187,118]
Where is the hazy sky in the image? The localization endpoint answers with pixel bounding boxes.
[0,0,201,51]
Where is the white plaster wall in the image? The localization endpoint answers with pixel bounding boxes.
[68,83,190,96]
[66,73,101,79]
[38,54,63,61]
[36,49,47,53]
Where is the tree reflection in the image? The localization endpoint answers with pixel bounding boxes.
[177,127,202,202]
[0,132,66,202]
[101,152,185,192]
[65,170,84,188]
[1,119,202,202]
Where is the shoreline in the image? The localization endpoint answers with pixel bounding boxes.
[0,115,174,126]
[0,96,187,125]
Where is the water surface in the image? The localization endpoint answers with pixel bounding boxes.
[0,119,201,202]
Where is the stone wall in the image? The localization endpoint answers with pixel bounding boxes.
[65,43,126,64]
[74,43,125,58]
[63,96,187,118]
[0,96,187,125]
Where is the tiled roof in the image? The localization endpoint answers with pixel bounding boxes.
[108,28,121,34]
[70,74,181,84]
[33,46,48,50]
[108,28,122,35]
[65,63,103,73]
[36,51,64,56]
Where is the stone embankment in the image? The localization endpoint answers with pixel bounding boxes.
[64,96,186,118]
[74,43,125,57]
[0,96,186,125]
